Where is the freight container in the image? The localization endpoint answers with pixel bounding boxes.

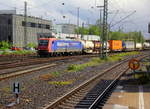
[136,43,143,50]
[123,41,135,51]
[109,40,122,51]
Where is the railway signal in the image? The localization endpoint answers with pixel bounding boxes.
[13,82,20,104]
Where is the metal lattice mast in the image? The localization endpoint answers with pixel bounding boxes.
[102,0,108,58]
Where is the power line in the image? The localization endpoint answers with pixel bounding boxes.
[110,10,136,28]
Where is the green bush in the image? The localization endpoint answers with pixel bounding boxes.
[67,52,139,72]
[27,43,37,49]
[0,41,11,50]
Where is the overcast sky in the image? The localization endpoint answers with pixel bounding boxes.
[0,0,150,39]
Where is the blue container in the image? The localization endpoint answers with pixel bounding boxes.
[122,41,126,49]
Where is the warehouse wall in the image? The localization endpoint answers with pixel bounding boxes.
[12,15,52,47]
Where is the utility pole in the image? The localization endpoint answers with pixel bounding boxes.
[81,22,84,40]
[24,1,27,48]
[99,9,103,58]
[102,0,108,58]
[77,7,80,38]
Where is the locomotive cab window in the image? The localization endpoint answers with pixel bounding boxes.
[39,40,49,46]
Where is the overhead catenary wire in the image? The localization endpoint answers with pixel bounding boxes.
[110,10,136,28]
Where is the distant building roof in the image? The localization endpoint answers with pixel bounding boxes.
[0,10,16,14]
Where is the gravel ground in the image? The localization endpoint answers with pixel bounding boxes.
[0,53,146,109]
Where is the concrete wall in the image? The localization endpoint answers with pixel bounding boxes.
[0,14,12,42]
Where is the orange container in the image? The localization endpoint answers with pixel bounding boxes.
[109,40,122,51]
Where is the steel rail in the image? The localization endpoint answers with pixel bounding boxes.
[0,64,57,81]
[0,54,97,70]
[89,54,149,109]
[0,54,99,81]
[89,66,129,109]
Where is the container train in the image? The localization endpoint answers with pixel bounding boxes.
[37,38,150,56]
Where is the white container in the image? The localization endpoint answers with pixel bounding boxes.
[136,43,142,50]
[125,41,135,51]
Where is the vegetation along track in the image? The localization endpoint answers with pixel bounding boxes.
[0,54,99,81]
[43,54,148,109]
[0,52,119,70]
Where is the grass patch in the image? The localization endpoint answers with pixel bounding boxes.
[51,71,61,77]
[48,81,73,85]
[67,51,140,72]
[2,87,11,93]
[39,73,54,80]
[39,71,61,80]
[1,50,36,55]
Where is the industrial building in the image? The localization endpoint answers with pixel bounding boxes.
[54,23,77,34]
[0,11,52,47]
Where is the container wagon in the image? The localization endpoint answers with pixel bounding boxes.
[109,40,122,52]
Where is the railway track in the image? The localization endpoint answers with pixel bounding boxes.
[42,54,148,109]
[0,53,37,62]
[0,54,98,70]
[0,54,99,81]
[0,63,57,81]
[0,52,122,70]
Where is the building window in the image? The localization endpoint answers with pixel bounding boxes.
[46,25,50,29]
[38,24,42,28]
[8,35,12,42]
[8,19,12,25]
[22,21,25,26]
[31,22,36,27]
[22,21,51,29]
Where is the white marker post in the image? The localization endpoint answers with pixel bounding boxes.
[13,82,20,104]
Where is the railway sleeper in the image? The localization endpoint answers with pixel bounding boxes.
[59,103,78,108]
[74,104,91,108]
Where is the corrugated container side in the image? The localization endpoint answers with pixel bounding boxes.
[125,41,135,51]
[109,40,122,51]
